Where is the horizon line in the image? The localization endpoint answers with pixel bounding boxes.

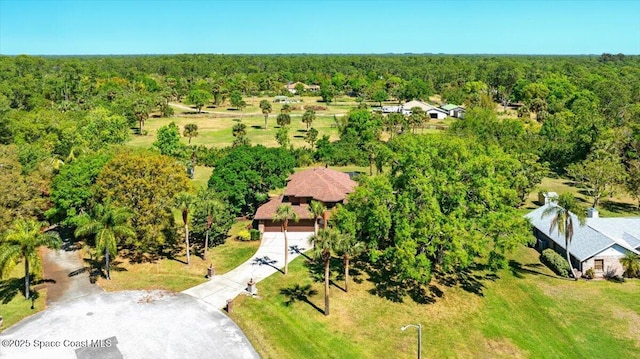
[1,52,638,57]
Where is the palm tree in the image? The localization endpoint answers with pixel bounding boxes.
[302,109,316,130]
[0,219,61,298]
[203,199,225,256]
[175,192,197,265]
[409,106,426,134]
[259,100,272,129]
[273,204,299,275]
[542,193,585,280]
[310,228,341,316]
[308,201,327,237]
[619,252,640,278]
[276,113,291,127]
[74,204,134,280]
[336,234,365,292]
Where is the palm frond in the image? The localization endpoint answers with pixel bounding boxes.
[0,244,21,278]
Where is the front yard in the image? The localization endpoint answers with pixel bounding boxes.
[229,246,640,358]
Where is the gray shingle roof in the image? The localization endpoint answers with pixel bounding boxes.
[623,233,640,249]
[525,204,640,262]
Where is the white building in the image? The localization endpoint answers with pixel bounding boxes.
[402,100,448,120]
[526,205,640,278]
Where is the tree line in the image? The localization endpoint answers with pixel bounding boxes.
[1,53,638,300]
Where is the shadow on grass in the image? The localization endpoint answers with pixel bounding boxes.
[182,111,208,115]
[508,260,570,280]
[250,125,263,130]
[601,200,640,215]
[434,264,493,297]
[75,257,128,283]
[0,276,54,304]
[362,259,438,304]
[575,191,591,203]
[121,248,162,264]
[280,283,324,315]
[290,245,312,261]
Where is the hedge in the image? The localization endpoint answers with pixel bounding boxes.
[541,249,571,277]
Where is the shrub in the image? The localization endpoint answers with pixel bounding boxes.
[305,105,327,111]
[541,249,571,277]
[237,229,251,241]
[249,229,261,241]
[583,267,595,280]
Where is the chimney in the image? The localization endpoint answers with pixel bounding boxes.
[587,207,599,218]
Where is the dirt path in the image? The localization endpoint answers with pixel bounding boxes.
[41,242,103,306]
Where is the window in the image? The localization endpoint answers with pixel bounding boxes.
[594,259,604,271]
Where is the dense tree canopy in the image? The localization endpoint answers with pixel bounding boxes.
[94,151,191,254]
[334,135,534,297]
[48,151,114,225]
[208,145,295,215]
[1,53,639,285]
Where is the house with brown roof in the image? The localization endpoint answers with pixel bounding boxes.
[254,167,357,233]
[284,82,321,94]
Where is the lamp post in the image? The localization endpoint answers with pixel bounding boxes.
[401,323,422,359]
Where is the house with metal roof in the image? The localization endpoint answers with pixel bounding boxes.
[525,204,640,278]
[402,100,448,120]
[440,104,466,118]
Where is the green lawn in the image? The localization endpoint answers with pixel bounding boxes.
[192,165,213,189]
[521,177,640,217]
[229,246,640,359]
[0,265,48,332]
[98,220,260,292]
[128,96,349,150]
[128,114,342,150]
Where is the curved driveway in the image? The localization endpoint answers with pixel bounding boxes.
[183,232,313,309]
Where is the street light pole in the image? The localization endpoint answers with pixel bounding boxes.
[401,323,422,359]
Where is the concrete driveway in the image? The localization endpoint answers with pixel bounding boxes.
[0,291,259,359]
[183,232,313,309]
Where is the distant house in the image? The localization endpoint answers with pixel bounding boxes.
[526,204,640,278]
[273,96,299,104]
[402,100,448,120]
[254,167,357,233]
[440,104,466,118]
[381,105,408,114]
[284,82,320,94]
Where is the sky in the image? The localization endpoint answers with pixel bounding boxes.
[1,0,639,55]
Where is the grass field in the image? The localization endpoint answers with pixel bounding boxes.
[0,265,48,332]
[192,165,213,189]
[229,246,640,359]
[98,220,260,292]
[128,95,350,149]
[520,177,640,217]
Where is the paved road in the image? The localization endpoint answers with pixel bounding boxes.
[40,242,103,305]
[0,291,259,359]
[183,232,313,309]
[2,233,311,358]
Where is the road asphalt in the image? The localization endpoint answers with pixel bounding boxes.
[1,232,312,359]
[0,291,259,359]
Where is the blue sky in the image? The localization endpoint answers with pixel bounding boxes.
[1,0,639,55]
